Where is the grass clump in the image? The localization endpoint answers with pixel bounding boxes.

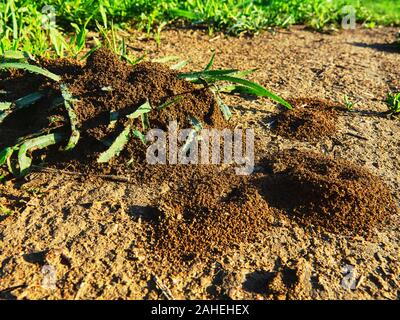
[385,92,400,117]
[343,95,356,111]
[1,1,399,58]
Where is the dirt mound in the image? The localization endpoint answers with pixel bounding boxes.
[150,166,273,264]
[0,48,226,175]
[65,49,225,130]
[273,98,338,141]
[260,149,398,237]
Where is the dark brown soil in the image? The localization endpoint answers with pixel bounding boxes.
[260,149,398,237]
[149,148,398,263]
[273,98,339,141]
[0,48,226,176]
[151,166,273,264]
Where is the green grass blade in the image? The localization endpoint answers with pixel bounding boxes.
[60,85,80,150]
[18,133,65,176]
[169,9,198,20]
[2,50,34,62]
[0,102,12,111]
[141,113,150,130]
[189,116,203,132]
[216,95,232,121]
[0,147,14,166]
[126,100,151,119]
[97,125,132,163]
[0,62,61,82]
[177,69,239,81]
[204,50,216,71]
[15,92,44,108]
[171,60,190,70]
[211,75,292,109]
[108,110,119,129]
[157,96,182,110]
[0,92,44,124]
[132,130,147,145]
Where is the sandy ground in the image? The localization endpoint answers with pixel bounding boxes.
[0,26,399,300]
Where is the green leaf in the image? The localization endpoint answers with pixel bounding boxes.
[132,130,147,145]
[171,59,190,70]
[189,116,203,132]
[177,69,239,81]
[0,102,12,111]
[216,95,232,121]
[2,50,34,62]
[0,92,44,124]
[209,75,292,110]
[141,113,150,130]
[126,100,151,120]
[204,50,216,71]
[0,62,61,82]
[97,125,132,163]
[15,92,44,108]
[0,204,13,216]
[108,110,119,129]
[60,85,80,150]
[18,133,65,176]
[157,96,182,110]
[0,147,14,166]
[169,9,198,20]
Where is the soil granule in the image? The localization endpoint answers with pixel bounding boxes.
[273,98,339,141]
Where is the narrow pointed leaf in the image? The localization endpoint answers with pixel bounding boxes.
[60,85,80,150]
[0,62,61,82]
[132,130,147,145]
[210,75,292,110]
[151,56,179,63]
[204,50,216,71]
[0,147,14,166]
[18,133,65,176]
[97,125,132,163]
[0,102,12,111]
[216,95,232,121]
[126,100,151,120]
[171,60,190,70]
[157,96,182,110]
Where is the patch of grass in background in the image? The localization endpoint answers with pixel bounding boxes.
[350,0,400,26]
[0,0,399,58]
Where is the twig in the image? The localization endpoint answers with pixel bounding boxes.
[31,165,132,183]
[345,132,368,141]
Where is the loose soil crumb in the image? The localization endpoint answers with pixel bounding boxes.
[261,149,398,237]
[273,98,339,141]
